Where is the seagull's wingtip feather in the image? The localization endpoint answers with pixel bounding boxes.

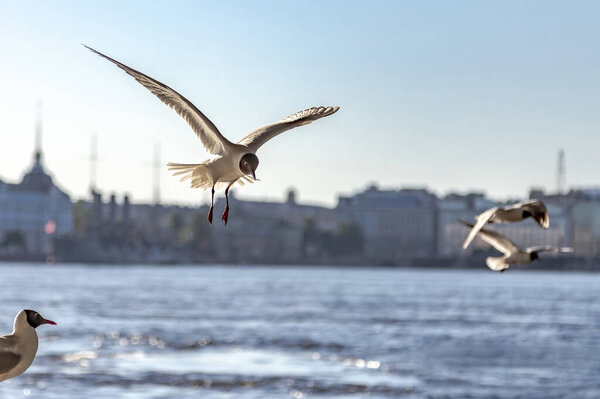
[458,219,473,228]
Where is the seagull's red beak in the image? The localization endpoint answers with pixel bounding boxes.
[43,319,57,326]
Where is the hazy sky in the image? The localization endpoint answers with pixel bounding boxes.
[0,1,598,206]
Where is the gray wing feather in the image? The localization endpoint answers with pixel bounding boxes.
[238,106,339,152]
[84,45,233,155]
[526,246,573,254]
[0,350,20,374]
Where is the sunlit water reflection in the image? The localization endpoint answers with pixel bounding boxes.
[0,264,598,398]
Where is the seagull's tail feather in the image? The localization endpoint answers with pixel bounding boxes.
[167,162,213,190]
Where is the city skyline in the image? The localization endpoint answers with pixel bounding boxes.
[1,1,599,206]
[0,132,586,211]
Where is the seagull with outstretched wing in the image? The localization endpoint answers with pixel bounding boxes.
[85,45,339,224]
[459,220,572,272]
[0,310,56,383]
[462,199,549,250]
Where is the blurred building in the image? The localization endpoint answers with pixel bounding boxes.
[531,188,600,258]
[211,189,334,263]
[336,185,438,262]
[57,191,206,263]
[0,150,72,258]
[436,192,496,257]
[55,187,334,264]
[571,201,600,257]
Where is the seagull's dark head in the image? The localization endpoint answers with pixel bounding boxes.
[530,252,539,262]
[239,153,259,180]
[24,309,57,329]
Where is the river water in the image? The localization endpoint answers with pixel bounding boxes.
[0,264,598,398]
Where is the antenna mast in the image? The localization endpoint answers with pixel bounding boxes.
[35,100,43,163]
[556,148,566,194]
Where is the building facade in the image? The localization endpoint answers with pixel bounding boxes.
[211,189,334,263]
[436,193,497,257]
[0,151,73,257]
[336,185,438,262]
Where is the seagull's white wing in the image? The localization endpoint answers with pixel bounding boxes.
[476,227,521,255]
[460,221,520,255]
[504,199,549,228]
[462,207,498,249]
[85,45,234,155]
[238,106,339,152]
[522,200,550,228]
[508,199,543,209]
[526,246,574,254]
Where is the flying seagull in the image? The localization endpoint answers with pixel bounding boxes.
[0,310,56,383]
[459,220,572,272]
[462,199,549,250]
[84,45,339,224]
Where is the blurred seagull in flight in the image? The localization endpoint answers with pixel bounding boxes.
[459,220,572,272]
[84,45,339,225]
[0,310,56,383]
[462,199,549,250]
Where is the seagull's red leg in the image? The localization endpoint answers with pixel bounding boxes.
[208,186,215,224]
[222,182,234,225]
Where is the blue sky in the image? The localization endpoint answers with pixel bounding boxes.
[0,1,598,206]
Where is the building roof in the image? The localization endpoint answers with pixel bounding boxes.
[2,151,69,199]
[338,186,438,209]
[17,152,54,193]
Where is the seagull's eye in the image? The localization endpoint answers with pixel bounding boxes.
[35,314,40,319]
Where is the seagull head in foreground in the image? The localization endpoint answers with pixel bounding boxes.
[239,153,259,181]
[84,45,339,225]
[0,310,56,383]
[23,310,56,328]
[462,199,550,250]
[459,220,573,272]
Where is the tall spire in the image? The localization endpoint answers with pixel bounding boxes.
[20,99,53,192]
[35,100,43,164]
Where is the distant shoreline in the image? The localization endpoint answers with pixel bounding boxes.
[0,259,598,272]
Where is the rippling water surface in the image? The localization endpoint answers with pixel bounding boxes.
[0,263,598,398]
